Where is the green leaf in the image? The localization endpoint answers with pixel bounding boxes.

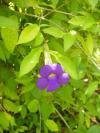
[69,15,95,29]
[1,28,18,53]
[18,24,40,44]
[85,34,94,55]
[0,112,9,130]
[0,16,18,28]
[3,99,22,113]
[15,126,28,133]
[87,125,100,133]
[48,37,64,54]
[64,31,76,51]
[43,27,64,38]
[50,51,78,79]
[49,0,59,8]
[19,47,42,77]
[45,119,58,132]
[57,86,73,107]
[0,44,6,61]
[13,0,38,8]
[4,77,19,100]
[78,111,85,126]
[33,32,44,47]
[0,40,10,60]
[85,81,98,97]
[75,126,87,133]
[5,112,16,127]
[88,0,98,9]
[40,98,55,120]
[28,99,39,113]
[21,106,27,118]
[85,114,90,128]
[0,112,15,130]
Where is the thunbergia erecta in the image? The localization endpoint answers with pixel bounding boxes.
[37,64,70,92]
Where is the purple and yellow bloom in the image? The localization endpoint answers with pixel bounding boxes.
[37,64,70,92]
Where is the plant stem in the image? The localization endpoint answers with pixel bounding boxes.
[38,6,75,16]
[55,108,73,132]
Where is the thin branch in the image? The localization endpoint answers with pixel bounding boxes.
[38,6,75,16]
[55,108,73,132]
[13,10,65,31]
[42,1,68,17]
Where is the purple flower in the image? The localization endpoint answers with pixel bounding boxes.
[37,64,70,92]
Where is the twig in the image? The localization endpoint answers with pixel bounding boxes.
[55,108,73,132]
[38,6,74,17]
[13,10,65,31]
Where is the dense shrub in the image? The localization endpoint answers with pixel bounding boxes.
[0,0,100,132]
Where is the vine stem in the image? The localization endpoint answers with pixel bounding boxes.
[55,108,73,132]
[42,1,71,18]
[13,10,64,31]
[37,6,75,16]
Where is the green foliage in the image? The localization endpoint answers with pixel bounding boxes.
[3,99,21,113]
[45,119,58,132]
[63,31,76,51]
[28,99,39,113]
[69,14,95,29]
[17,24,40,44]
[85,81,98,98]
[87,125,100,133]
[0,0,100,132]
[19,47,43,76]
[1,28,18,53]
[43,26,64,38]
[51,50,78,79]
[0,16,18,28]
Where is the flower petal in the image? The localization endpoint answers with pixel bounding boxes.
[58,73,70,85]
[51,64,64,75]
[40,65,53,77]
[47,78,60,92]
[37,77,48,90]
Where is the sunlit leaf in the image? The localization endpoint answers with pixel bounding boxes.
[0,112,15,130]
[1,28,18,53]
[69,15,95,29]
[85,81,98,97]
[19,47,43,76]
[43,27,64,38]
[64,31,76,51]
[87,125,100,133]
[33,32,44,46]
[85,34,94,55]
[45,119,58,132]
[28,99,39,113]
[88,0,98,9]
[18,24,40,44]
[40,98,55,120]
[0,16,18,28]
[3,99,22,113]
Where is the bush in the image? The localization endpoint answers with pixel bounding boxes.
[0,0,100,132]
